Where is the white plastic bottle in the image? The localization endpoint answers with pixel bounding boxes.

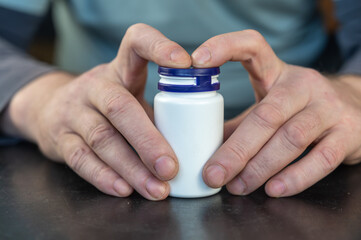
[154,67,224,198]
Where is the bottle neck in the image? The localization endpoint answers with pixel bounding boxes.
[158,75,220,93]
[159,91,217,98]
[159,75,219,85]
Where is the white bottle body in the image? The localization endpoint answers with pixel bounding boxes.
[154,91,224,198]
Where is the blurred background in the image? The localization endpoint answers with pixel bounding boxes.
[28,0,341,72]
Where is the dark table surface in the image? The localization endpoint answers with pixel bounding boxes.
[1,143,361,240]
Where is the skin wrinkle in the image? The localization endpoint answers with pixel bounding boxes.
[3,23,361,199]
[231,80,338,194]
[207,31,361,196]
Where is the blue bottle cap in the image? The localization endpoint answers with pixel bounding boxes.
[158,66,220,92]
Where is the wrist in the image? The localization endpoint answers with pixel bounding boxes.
[0,71,74,141]
[330,74,361,105]
[335,74,361,88]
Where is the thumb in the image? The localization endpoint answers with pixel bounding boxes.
[191,30,285,101]
[111,23,191,97]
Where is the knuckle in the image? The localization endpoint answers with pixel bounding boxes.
[124,162,150,189]
[87,123,116,150]
[244,160,266,182]
[300,68,325,88]
[242,29,266,51]
[243,29,264,42]
[304,68,322,81]
[134,134,167,159]
[126,23,155,50]
[282,123,309,151]
[267,88,289,107]
[104,92,135,117]
[304,111,321,130]
[319,146,342,173]
[81,64,108,83]
[224,142,249,165]
[126,23,148,38]
[252,103,285,130]
[149,39,177,62]
[67,145,91,172]
[150,38,168,53]
[90,166,114,189]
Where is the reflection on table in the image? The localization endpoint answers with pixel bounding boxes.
[0,143,360,240]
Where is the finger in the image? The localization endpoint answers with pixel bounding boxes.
[191,30,284,99]
[111,23,191,95]
[265,129,346,197]
[140,98,155,122]
[70,109,169,200]
[203,81,311,188]
[87,79,178,182]
[224,104,255,141]
[226,103,337,195]
[68,106,170,201]
[58,133,133,197]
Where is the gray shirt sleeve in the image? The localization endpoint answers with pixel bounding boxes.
[0,6,56,113]
[0,37,56,112]
[0,6,55,142]
[334,0,361,75]
[0,38,55,143]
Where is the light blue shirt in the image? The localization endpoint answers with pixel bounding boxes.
[0,0,326,111]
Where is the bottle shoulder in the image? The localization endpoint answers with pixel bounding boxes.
[155,91,222,98]
[154,91,223,104]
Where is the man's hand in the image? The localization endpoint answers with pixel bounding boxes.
[192,30,361,197]
[2,23,191,200]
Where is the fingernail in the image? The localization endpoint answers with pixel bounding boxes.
[231,177,247,195]
[269,180,286,197]
[146,178,167,200]
[170,48,186,63]
[205,164,226,187]
[192,46,211,64]
[154,156,177,180]
[113,178,132,196]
